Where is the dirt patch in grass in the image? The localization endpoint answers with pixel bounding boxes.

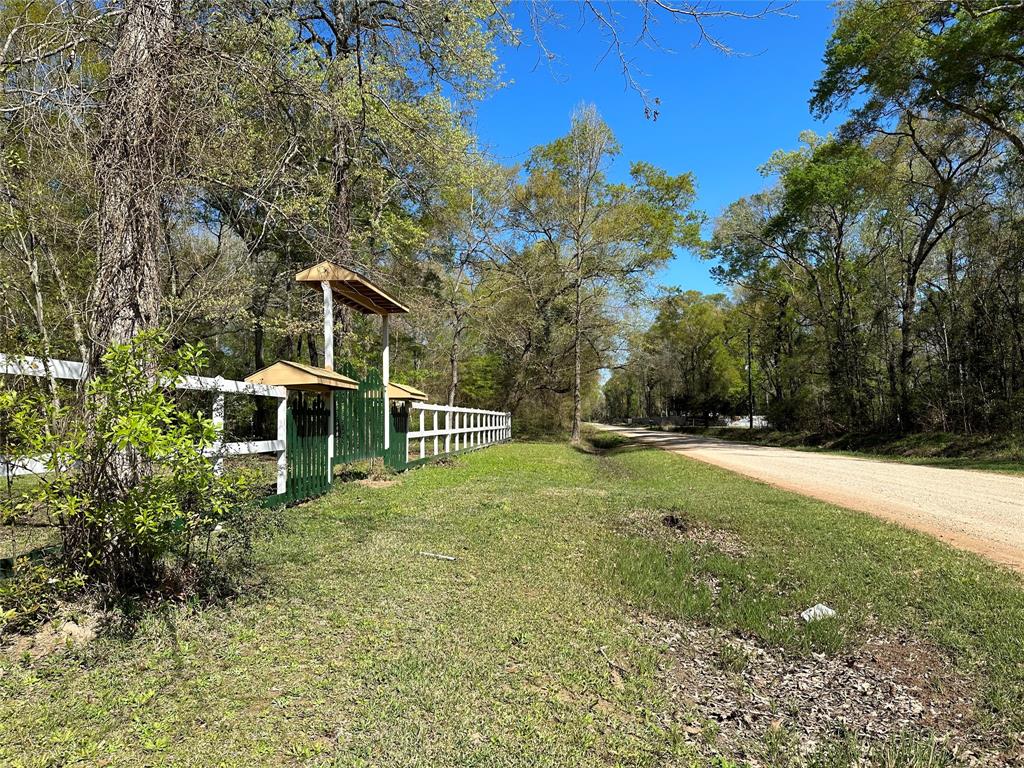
[356,478,398,489]
[622,506,749,558]
[638,612,1012,766]
[3,608,100,660]
[539,487,609,499]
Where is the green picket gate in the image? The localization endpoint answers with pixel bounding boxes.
[265,366,397,507]
[333,364,385,465]
[385,406,409,471]
[284,391,331,503]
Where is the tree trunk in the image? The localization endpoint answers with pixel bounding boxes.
[897,280,918,431]
[447,321,462,407]
[254,322,265,371]
[22,236,59,403]
[571,270,582,443]
[306,331,319,367]
[68,0,176,587]
[43,247,89,364]
[331,119,356,264]
[88,0,175,368]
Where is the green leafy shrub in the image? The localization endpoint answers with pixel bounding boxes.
[0,560,85,636]
[1,332,276,620]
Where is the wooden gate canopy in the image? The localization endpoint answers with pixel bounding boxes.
[295,261,409,316]
[388,381,428,402]
[245,360,359,392]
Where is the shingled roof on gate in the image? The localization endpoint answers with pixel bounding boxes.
[295,261,409,316]
[388,381,428,402]
[245,360,359,392]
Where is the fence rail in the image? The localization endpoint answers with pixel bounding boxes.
[0,353,513,498]
[402,403,511,465]
[0,353,288,493]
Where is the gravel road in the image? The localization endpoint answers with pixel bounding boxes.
[598,425,1024,573]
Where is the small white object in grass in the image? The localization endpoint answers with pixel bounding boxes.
[419,551,456,561]
[800,603,837,623]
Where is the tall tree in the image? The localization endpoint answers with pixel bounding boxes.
[812,0,1024,155]
[89,1,177,368]
[511,105,702,441]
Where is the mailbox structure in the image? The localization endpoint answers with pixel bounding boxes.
[295,261,410,455]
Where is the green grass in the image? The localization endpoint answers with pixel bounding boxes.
[2,441,1023,766]
[586,431,630,452]
[672,426,1024,475]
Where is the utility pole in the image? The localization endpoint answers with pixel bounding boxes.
[747,327,754,429]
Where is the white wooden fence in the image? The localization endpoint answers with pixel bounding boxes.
[404,403,511,463]
[0,354,289,494]
[0,353,513,492]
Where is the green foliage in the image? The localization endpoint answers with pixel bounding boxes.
[65,333,268,592]
[508,105,704,437]
[0,333,272,599]
[0,559,84,635]
[766,136,882,234]
[693,106,1016,434]
[603,291,745,423]
[812,0,1024,153]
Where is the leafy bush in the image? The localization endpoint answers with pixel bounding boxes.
[1,332,276,616]
[0,559,85,636]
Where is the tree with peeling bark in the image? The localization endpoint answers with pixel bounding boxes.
[89,0,176,369]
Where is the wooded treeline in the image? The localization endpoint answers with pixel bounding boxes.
[604,1,1024,435]
[0,0,731,440]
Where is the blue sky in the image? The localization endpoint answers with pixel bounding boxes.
[475,0,848,294]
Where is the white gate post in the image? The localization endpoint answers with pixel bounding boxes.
[382,313,390,450]
[212,392,225,476]
[322,281,335,474]
[322,281,334,370]
[276,395,287,494]
[419,409,425,460]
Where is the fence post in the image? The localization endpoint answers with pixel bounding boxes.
[444,409,451,453]
[276,395,287,495]
[419,409,425,460]
[212,392,225,476]
[382,314,390,451]
[433,411,438,457]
